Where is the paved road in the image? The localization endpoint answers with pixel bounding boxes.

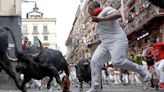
[0,85,162,92]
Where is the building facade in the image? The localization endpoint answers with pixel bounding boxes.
[22,5,58,49]
[66,0,108,64]
[123,0,164,49]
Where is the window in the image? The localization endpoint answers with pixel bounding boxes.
[43,25,48,32]
[33,25,38,33]
[30,15,41,18]
[22,25,28,33]
[33,36,39,46]
[44,36,48,41]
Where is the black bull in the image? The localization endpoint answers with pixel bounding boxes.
[0,27,21,90]
[75,59,102,91]
[16,46,69,92]
[0,26,69,92]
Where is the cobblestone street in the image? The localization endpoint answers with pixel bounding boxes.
[0,85,163,92]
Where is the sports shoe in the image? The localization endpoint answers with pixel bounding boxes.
[144,81,151,89]
[143,73,152,89]
[144,73,152,82]
[139,65,152,82]
[139,67,152,90]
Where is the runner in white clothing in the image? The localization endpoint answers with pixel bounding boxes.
[86,1,151,92]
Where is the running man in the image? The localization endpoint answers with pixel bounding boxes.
[86,1,151,92]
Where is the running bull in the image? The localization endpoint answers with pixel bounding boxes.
[75,59,103,91]
[16,45,69,92]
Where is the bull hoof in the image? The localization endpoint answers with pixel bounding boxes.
[47,85,50,89]
[39,86,42,90]
[79,88,83,91]
[21,88,27,92]
[22,90,27,92]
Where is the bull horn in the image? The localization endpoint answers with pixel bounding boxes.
[31,52,40,58]
[32,38,43,58]
[6,52,18,62]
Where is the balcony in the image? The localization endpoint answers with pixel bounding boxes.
[87,34,101,48]
[43,42,50,47]
[42,31,49,35]
[32,31,39,35]
[71,38,80,52]
[124,3,164,35]
[22,31,29,35]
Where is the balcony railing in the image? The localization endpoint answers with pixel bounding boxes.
[86,33,100,46]
[124,3,162,35]
[42,31,49,35]
[32,31,39,35]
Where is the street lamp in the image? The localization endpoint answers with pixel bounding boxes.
[23,0,39,11]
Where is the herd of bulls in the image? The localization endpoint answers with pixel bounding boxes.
[0,27,69,92]
[0,26,100,92]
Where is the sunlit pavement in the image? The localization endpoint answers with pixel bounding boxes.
[0,85,162,92]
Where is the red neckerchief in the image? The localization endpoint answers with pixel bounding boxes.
[93,8,103,16]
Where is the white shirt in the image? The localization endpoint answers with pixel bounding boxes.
[96,6,128,43]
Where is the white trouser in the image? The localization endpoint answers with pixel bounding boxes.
[129,75,135,84]
[142,61,149,72]
[154,60,164,83]
[90,41,149,88]
[108,74,114,84]
[134,73,142,84]
[32,79,41,87]
[123,74,129,84]
[113,73,121,84]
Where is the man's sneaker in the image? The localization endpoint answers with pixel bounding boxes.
[143,73,152,89]
[144,81,151,89]
[140,65,152,82]
[139,65,152,89]
[86,88,101,92]
[144,73,152,82]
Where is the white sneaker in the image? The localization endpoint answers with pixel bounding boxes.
[144,73,151,82]
[143,73,152,89]
[48,87,54,92]
[86,88,101,92]
[139,66,152,89]
[140,66,152,82]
